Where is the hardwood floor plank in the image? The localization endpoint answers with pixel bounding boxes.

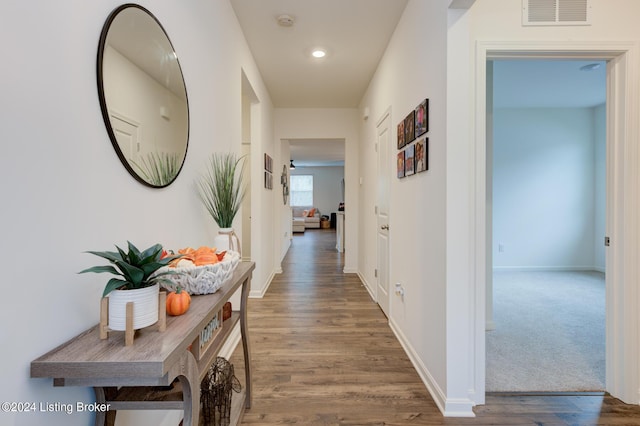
[231,229,640,425]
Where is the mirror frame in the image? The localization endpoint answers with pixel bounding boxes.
[97,3,189,188]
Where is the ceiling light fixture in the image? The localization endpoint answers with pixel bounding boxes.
[311,49,326,59]
[289,160,296,170]
[580,63,601,71]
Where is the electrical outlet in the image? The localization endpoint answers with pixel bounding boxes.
[498,243,505,253]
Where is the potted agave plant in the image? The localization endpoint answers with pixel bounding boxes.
[79,242,181,331]
[197,152,247,254]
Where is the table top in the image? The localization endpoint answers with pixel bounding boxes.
[31,262,255,380]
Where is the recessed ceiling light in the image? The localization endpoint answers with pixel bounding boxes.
[312,49,326,58]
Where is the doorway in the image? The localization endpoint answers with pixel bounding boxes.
[288,138,346,254]
[241,71,259,262]
[486,59,607,391]
[473,41,640,406]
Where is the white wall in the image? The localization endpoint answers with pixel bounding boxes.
[274,108,359,273]
[358,0,450,413]
[0,1,273,425]
[291,166,344,217]
[492,107,605,270]
[277,140,292,268]
[103,45,188,156]
[357,0,640,415]
[447,0,640,410]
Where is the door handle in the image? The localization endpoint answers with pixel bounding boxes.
[381,225,389,230]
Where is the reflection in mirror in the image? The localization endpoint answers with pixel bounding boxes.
[97,4,189,187]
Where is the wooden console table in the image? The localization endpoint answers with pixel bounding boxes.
[31,261,255,426]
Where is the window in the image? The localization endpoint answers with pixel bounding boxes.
[290,175,313,206]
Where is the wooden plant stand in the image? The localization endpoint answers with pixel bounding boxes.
[99,291,167,346]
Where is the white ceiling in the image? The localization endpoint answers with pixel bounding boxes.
[228,4,606,166]
[107,6,187,98]
[288,139,345,167]
[230,0,409,108]
[493,60,606,109]
[231,0,408,167]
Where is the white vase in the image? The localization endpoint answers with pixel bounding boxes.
[107,283,159,331]
[213,227,241,255]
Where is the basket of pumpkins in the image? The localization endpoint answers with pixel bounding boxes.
[158,246,240,295]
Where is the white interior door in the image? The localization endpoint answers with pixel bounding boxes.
[110,114,140,163]
[376,112,391,317]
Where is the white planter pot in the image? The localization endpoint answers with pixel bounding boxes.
[213,227,241,254]
[108,283,159,331]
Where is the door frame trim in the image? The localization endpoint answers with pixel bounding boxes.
[473,40,640,405]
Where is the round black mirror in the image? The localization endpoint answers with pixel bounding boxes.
[97,4,189,187]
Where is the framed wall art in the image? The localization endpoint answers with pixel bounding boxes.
[415,99,429,138]
[264,153,273,173]
[397,151,405,178]
[404,110,415,145]
[395,97,430,178]
[415,138,428,173]
[397,120,405,149]
[404,143,415,176]
[264,153,273,189]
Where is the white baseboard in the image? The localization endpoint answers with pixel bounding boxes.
[218,322,241,360]
[443,399,477,417]
[357,272,376,302]
[343,266,358,273]
[280,238,290,267]
[249,270,275,298]
[388,318,475,417]
[493,266,604,272]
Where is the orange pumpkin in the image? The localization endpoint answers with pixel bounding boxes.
[166,287,191,316]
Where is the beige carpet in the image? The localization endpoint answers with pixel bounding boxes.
[486,270,605,392]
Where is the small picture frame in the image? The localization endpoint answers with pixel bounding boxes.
[415,99,429,138]
[405,144,415,176]
[265,171,273,189]
[404,111,415,144]
[415,138,428,173]
[397,120,406,149]
[264,154,273,173]
[397,151,405,178]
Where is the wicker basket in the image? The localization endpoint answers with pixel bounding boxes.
[200,357,241,426]
[158,251,240,295]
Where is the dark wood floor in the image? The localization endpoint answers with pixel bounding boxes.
[232,229,640,425]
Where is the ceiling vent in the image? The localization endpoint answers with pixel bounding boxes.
[522,0,590,26]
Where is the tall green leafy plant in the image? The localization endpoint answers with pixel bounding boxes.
[197,153,247,228]
[132,152,183,186]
